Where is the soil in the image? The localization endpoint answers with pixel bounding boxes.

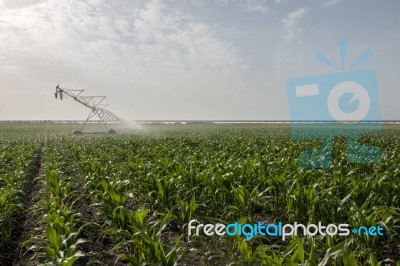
[74,194,125,265]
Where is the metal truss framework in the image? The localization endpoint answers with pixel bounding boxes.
[55,85,119,133]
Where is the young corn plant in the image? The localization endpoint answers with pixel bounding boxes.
[111,209,185,265]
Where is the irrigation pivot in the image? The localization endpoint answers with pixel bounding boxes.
[55,85,119,134]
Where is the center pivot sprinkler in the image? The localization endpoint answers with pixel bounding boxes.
[55,85,119,134]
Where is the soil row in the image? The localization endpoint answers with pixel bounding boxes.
[0,147,43,265]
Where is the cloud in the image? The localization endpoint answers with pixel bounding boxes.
[0,0,248,80]
[322,0,343,7]
[0,0,266,119]
[216,0,270,14]
[282,8,309,41]
[0,0,45,9]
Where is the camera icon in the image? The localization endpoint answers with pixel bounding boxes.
[286,44,382,168]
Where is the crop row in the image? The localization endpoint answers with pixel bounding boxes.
[23,141,89,265]
[0,140,39,249]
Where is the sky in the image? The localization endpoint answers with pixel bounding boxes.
[0,0,399,120]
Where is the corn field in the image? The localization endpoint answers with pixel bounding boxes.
[0,124,399,265]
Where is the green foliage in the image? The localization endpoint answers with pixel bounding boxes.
[1,125,399,264]
[0,141,39,245]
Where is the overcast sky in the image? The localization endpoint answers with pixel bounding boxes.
[0,0,399,120]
